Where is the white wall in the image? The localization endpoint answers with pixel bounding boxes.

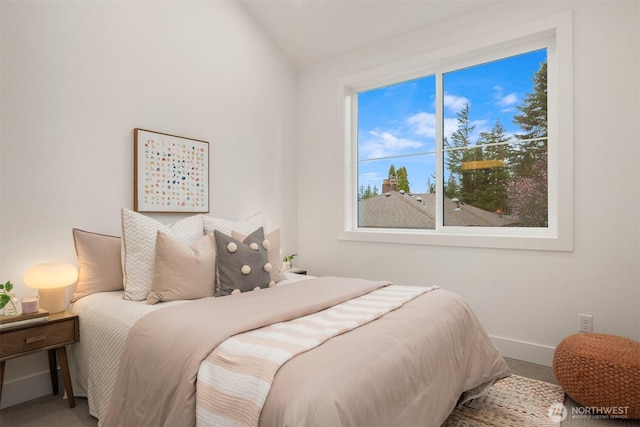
[1,0,638,412]
[0,1,297,407]
[0,0,3,282]
[297,1,640,365]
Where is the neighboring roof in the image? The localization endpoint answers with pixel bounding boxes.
[358,192,515,229]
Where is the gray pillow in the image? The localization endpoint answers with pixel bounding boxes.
[214,228,274,296]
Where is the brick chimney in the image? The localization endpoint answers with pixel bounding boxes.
[382,178,397,193]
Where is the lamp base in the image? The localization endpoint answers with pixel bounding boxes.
[38,288,66,314]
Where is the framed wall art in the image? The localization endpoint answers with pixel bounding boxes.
[134,128,209,213]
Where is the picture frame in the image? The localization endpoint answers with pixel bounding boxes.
[134,128,209,213]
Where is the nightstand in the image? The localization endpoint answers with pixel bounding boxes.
[0,310,79,408]
[288,267,307,275]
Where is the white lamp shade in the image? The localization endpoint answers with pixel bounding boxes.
[24,262,78,290]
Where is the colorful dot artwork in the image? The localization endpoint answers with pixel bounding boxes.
[137,130,208,212]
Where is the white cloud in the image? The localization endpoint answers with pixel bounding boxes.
[493,86,519,108]
[470,119,490,138]
[361,172,383,180]
[500,93,518,106]
[359,130,422,159]
[443,93,470,113]
[359,172,384,187]
[407,112,478,142]
[406,112,436,137]
[443,118,459,140]
[443,118,489,142]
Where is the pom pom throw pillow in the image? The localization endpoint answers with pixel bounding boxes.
[215,228,274,296]
[232,228,286,283]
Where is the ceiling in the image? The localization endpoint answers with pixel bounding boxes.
[239,0,500,68]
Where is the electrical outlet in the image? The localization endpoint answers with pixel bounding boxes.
[579,314,593,333]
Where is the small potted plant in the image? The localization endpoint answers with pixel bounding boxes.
[282,254,297,271]
[1,280,18,316]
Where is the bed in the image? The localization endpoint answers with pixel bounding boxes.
[67,210,510,427]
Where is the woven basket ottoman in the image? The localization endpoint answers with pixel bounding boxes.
[553,333,640,419]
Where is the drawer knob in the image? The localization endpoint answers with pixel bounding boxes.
[25,335,46,344]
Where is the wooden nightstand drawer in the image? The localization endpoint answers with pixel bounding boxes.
[0,311,79,408]
[0,315,78,360]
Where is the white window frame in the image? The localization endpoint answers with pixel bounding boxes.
[338,12,573,251]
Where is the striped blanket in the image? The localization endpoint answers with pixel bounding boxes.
[195,284,437,427]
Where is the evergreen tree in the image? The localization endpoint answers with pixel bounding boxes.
[512,61,547,178]
[363,185,373,199]
[396,166,410,193]
[476,118,511,212]
[446,104,483,204]
[444,174,459,199]
[513,61,547,140]
[426,174,436,194]
[388,165,396,179]
[386,164,410,193]
[461,145,492,209]
[508,60,548,226]
[358,184,379,201]
[444,104,473,182]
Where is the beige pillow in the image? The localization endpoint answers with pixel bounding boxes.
[232,228,286,283]
[72,228,123,303]
[147,231,216,304]
[121,208,204,301]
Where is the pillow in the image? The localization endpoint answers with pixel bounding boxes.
[121,208,204,301]
[214,228,274,296]
[147,231,216,304]
[232,228,286,283]
[203,212,265,236]
[71,228,123,302]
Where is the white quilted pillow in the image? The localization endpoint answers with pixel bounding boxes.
[203,212,266,236]
[121,208,204,301]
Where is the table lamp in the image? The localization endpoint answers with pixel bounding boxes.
[24,262,78,313]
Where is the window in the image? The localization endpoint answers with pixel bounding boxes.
[340,13,573,251]
[357,74,437,229]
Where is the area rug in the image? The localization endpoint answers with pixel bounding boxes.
[442,375,566,427]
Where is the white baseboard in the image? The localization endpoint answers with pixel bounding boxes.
[490,334,556,367]
[0,368,61,409]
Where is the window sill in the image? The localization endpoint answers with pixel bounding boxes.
[338,228,572,252]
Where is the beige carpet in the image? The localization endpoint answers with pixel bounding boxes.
[442,375,565,427]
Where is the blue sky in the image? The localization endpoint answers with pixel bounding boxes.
[357,48,547,194]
